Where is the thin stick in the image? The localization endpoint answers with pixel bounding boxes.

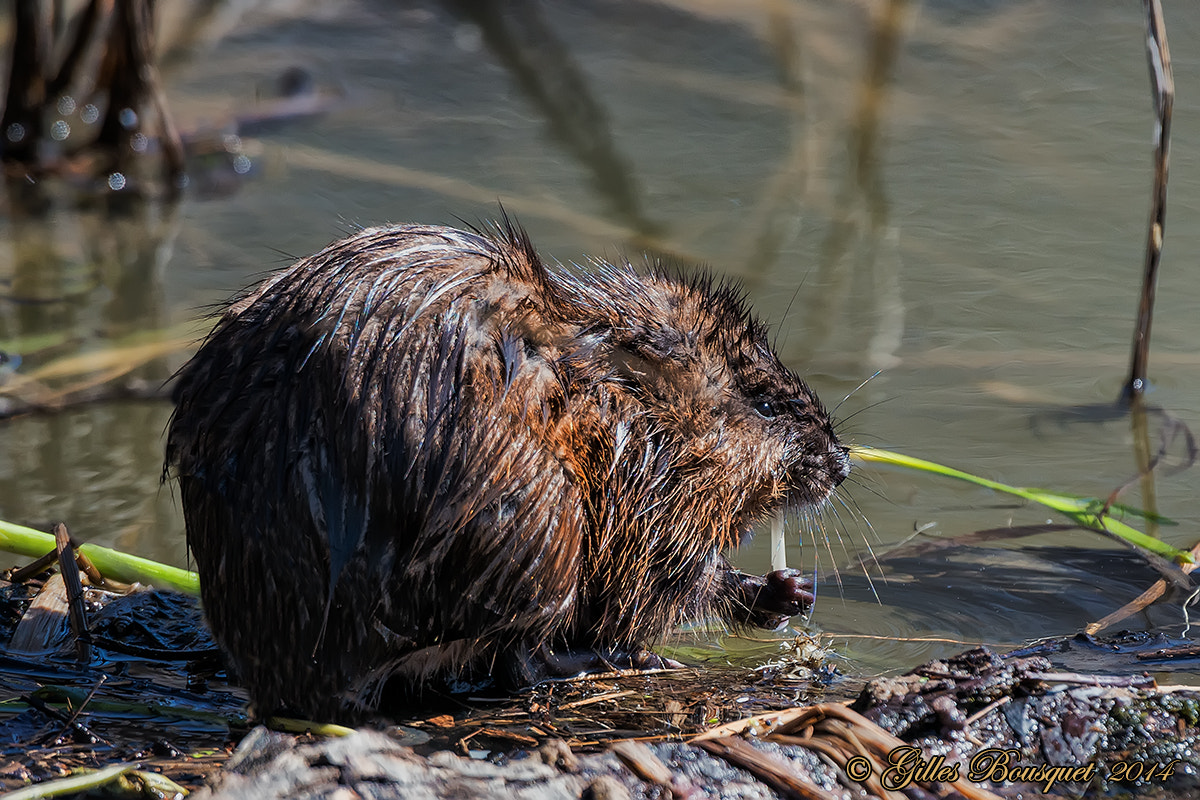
[1086,538,1200,634]
[54,522,92,664]
[1125,0,1173,400]
[8,548,58,583]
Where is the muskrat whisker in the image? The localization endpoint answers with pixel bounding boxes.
[833,370,883,415]
[831,478,883,537]
[837,465,890,504]
[803,508,844,593]
[835,396,897,433]
[818,500,855,568]
[841,501,885,574]
[772,277,809,352]
[821,499,860,570]
[266,246,303,263]
[831,491,885,587]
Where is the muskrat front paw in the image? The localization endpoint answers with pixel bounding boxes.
[727,568,814,629]
[761,568,816,616]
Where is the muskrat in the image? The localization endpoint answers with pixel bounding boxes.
[166,220,850,719]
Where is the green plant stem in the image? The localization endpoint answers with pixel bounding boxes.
[0,518,199,594]
[851,445,1192,564]
[267,716,357,737]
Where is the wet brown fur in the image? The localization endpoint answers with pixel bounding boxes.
[166,221,849,719]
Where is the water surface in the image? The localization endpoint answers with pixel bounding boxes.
[2,0,1199,681]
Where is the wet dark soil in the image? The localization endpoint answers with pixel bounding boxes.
[0,579,247,792]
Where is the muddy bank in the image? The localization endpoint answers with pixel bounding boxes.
[195,648,1200,800]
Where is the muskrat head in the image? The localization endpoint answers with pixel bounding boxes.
[556,262,851,537]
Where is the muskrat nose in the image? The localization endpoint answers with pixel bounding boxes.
[831,445,852,486]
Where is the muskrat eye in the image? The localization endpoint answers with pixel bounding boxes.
[753,399,777,419]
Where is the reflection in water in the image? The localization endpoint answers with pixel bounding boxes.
[1,179,178,359]
[447,0,660,237]
[0,179,182,561]
[0,1,1197,677]
[737,3,810,287]
[1,0,184,193]
[799,0,910,372]
[832,543,1180,674]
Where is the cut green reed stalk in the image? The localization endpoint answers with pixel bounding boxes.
[851,445,1193,564]
[0,518,199,594]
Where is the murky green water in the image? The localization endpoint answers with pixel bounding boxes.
[3,0,1200,681]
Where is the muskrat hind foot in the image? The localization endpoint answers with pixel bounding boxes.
[508,643,685,684]
[725,568,815,630]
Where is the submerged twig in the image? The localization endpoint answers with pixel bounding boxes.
[1125,0,1173,400]
[53,675,107,746]
[27,689,106,747]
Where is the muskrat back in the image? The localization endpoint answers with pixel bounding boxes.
[166,221,849,719]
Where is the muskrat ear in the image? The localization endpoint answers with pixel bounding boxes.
[608,326,698,390]
[623,327,691,363]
